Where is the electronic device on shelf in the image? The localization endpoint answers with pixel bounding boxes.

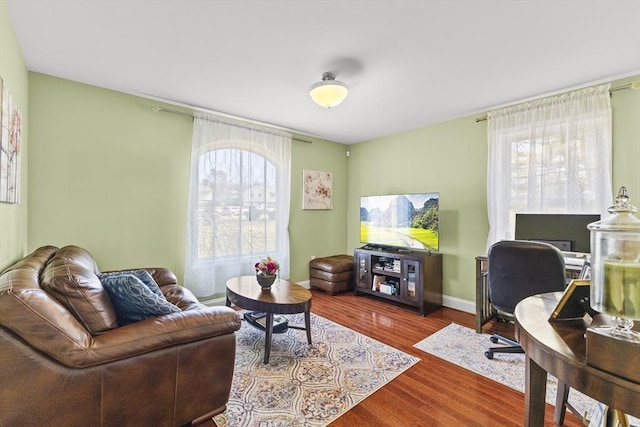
[514,213,601,254]
[359,192,439,253]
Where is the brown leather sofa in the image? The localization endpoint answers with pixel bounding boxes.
[0,245,241,426]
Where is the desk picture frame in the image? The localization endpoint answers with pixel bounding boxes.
[549,279,591,321]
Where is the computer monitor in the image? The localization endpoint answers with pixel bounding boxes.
[514,213,601,253]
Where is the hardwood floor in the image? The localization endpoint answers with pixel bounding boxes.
[207,289,584,426]
[308,289,583,427]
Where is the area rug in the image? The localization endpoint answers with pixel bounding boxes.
[413,323,639,425]
[213,312,420,427]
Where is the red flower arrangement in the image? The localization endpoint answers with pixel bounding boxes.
[255,256,280,276]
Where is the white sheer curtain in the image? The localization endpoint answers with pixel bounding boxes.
[184,113,291,298]
[486,84,612,248]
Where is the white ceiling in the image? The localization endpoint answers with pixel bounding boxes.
[5,0,640,145]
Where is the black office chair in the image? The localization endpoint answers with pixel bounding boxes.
[484,240,566,359]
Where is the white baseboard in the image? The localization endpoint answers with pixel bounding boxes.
[442,295,475,314]
[202,297,226,307]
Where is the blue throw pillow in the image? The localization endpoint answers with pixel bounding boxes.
[100,269,163,298]
[100,274,181,325]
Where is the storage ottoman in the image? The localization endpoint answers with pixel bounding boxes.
[309,254,354,295]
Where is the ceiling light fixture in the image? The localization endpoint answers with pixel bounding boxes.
[309,72,348,108]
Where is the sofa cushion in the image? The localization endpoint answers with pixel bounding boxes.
[41,246,118,334]
[162,284,206,311]
[100,269,163,298]
[100,274,181,325]
[309,255,354,273]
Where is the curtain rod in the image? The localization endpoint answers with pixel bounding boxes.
[151,105,313,144]
[474,81,639,123]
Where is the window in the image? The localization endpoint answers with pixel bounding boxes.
[487,84,612,247]
[196,149,278,259]
[185,114,291,298]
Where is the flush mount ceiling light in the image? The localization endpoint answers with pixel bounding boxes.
[309,72,348,108]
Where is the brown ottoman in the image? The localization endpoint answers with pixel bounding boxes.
[309,254,354,295]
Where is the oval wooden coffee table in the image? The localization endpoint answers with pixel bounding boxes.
[226,276,312,364]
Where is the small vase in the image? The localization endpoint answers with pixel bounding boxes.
[256,274,276,290]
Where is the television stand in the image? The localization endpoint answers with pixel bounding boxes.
[353,247,443,316]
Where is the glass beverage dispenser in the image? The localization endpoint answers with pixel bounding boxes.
[588,187,640,341]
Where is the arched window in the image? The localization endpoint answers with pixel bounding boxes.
[196,148,278,258]
[185,114,291,298]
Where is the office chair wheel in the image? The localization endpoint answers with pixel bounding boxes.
[490,336,499,344]
[484,351,494,359]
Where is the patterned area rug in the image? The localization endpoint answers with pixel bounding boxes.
[414,323,639,425]
[213,312,419,427]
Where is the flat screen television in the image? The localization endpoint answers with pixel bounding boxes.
[360,192,439,252]
[514,213,601,253]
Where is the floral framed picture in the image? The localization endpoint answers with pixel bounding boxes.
[0,76,22,204]
[302,170,332,210]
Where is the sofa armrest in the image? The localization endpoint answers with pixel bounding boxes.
[162,284,206,310]
[146,267,178,287]
[1,288,240,369]
[85,306,240,367]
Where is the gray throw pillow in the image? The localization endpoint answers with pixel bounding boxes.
[100,269,164,298]
[100,274,181,325]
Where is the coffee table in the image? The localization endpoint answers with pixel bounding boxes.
[226,276,312,364]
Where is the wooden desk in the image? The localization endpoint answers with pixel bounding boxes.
[514,292,640,427]
[475,256,495,332]
[226,276,312,364]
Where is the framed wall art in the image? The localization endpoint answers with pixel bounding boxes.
[0,76,22,204]
[302,170,332,210]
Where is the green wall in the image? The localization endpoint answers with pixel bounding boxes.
[347,75,640,304]
[611,76,640,198]
[27,73,348,283]
[23,71,640,306]
[28,74,193,273]
[347,116,487,304]
[0,0,29,270]
[290,139,350,280]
